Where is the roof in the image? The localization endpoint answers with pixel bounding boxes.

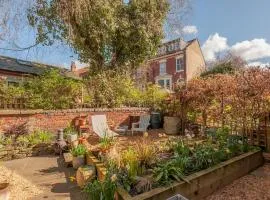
[154,38,198,58]
[74,67,89,76]
[0,55,68,75]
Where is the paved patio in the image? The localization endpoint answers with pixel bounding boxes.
[2,156,86,200]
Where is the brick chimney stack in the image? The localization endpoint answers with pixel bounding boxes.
[71,61,77,72]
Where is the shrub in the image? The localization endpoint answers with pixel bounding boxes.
[135,139,157,170]
[71,144,87,157]
[16,130,54,147]
[24,69,83,109]
[84,175,117,200]
[5,122,28,139]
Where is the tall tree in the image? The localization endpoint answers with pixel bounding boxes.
[28,0,189,71]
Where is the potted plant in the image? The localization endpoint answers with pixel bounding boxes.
[64,123,78,143]
[0,183,10,200]
[163,96,181,135]
[71,144,87,169]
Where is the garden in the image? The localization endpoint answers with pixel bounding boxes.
[64,127,260,200]
[0,0,269,199]
[0,63,269,199]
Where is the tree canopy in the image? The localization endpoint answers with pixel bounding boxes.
[28,0,188,71]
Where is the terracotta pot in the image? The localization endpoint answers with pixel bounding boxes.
[164,116,181,135]
[0,183,10,200]
[72,156,85,169]
[79,119,86,126]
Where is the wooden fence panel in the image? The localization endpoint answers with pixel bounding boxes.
[0,97,27,110]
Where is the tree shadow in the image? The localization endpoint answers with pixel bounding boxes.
[49,157,87,200]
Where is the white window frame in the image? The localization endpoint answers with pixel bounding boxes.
[176,57,184,72]
[156,77,172,90]
[159,60,166,75]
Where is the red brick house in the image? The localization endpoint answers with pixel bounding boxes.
[138,38,206,90]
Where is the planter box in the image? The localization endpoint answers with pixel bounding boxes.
[117,150,264,200]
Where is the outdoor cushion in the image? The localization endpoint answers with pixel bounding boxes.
[91,115,118,138]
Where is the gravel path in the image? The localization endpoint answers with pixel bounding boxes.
[0,165,42,200]
[207,163,270,200]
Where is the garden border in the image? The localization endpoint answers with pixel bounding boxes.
[117,150,264,200]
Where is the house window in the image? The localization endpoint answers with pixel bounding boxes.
[157,78,171,90]
[159,61,166,75]
[176,58,183,72]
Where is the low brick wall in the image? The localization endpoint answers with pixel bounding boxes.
[117,150,264,200]
[0,108,149,133]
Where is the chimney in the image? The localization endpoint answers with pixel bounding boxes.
[70,61,77,72]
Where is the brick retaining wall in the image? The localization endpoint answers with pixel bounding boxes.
[0,108,149,133]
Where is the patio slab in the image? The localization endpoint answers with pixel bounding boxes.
[3,156,86,200]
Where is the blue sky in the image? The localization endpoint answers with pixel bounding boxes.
[1,0,270,68]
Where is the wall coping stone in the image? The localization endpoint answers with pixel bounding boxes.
[0,107,150,116]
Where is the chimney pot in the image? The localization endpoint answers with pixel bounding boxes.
[71,61,77,72]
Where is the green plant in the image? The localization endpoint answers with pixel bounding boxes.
[172,140,190,157]
[99,135,114,150]
[84,175,117,200]
[3,136,13,146]
[122,148,139,178]
[0,135,13,146]
[63,123,77,137]
[16,135,30,147]
[36,130,54,143]
[192,144,216,171]
[153,160,186,186]
[71,144,87,157]
[23,130,54,146]
[135,139,157,170]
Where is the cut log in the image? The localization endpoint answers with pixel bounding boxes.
[76,165,96,188]
[96,163,107,182]
[86,153,101,166]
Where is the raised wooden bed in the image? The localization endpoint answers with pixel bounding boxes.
[117,150,264,200]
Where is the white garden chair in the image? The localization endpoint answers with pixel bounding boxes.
[91,115,118,138]
[131,115,150,136]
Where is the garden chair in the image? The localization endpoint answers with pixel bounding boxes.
[91,115,118,138]
[131,115,150,136]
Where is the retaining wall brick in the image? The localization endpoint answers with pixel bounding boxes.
[0,108,149,133]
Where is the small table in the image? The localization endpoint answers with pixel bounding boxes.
[129,115,140,129]
[115,125,129,135]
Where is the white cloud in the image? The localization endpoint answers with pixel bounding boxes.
[230,39,270,61]
[248,61,270,67]
[201,34,270,64]
[182,25,198,35]
[201,33,229,62]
